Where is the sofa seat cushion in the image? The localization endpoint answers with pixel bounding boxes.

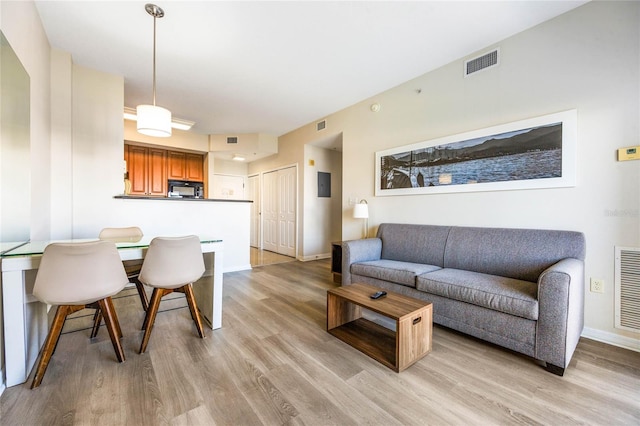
[351,260,441,288]
[416,268,539,320]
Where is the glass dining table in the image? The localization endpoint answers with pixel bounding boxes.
[1,236,223,388]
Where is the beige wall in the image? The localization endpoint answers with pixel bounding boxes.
[256,1,640,348]
[303,145,342,259]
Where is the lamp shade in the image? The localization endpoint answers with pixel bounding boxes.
[137,104,172,137]
[353,203,369,219]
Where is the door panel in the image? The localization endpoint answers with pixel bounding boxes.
[148,148,167,196]
[262,171,278,252]
[278,167,296,257]
[127,145,148,195]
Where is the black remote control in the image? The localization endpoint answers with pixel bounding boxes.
[370,291,387,299]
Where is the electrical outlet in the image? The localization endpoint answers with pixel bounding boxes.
[590,278,605,293]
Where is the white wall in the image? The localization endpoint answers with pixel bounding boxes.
[0,0,52,393]
[279,2,640,348]
[214,157,249,175]
[49,49,73,238]
[0,1,51,241]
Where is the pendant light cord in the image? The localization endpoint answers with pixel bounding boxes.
[145,3,164,107]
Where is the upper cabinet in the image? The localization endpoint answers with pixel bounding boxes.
[167,151,187,181]
[126,145,167,196]
[167,151,204,182]
[186,153,204,182]
[125,143,205,197]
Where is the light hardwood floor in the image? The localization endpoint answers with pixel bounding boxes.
[250,247,296,267]
[1,259,639,425]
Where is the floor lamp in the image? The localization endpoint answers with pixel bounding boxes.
[353,200,369,239]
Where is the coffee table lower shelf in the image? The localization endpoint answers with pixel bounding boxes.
[328,317,397,370]
[327,283,432,372]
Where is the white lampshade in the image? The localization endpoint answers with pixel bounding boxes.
[354,203,369,219]
[136,104,172,137]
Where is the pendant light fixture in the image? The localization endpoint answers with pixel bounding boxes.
[137,3,172,137]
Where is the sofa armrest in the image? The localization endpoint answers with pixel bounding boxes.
[341,238,383,285]
[536,258,585,371]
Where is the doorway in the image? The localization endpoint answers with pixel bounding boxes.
[262,165,297,257]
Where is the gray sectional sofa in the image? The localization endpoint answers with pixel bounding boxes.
[341,223,586,375]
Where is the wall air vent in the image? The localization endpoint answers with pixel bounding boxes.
[317,120,326,132]
[615,246,640,332]
[227,137,238,144]
[464,48,499,77]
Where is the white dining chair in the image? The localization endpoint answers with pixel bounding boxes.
[137,235,206,354]
[30,240,129,388]
[98,226,148,311]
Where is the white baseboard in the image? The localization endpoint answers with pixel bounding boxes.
[0,367,5,397]
[299,253,331,262]
[582,327,640,352]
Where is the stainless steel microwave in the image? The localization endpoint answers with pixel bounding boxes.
[168,180,204,198]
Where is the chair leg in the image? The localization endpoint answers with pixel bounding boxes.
[97,298,125,363]
[31,305,76,388]
[132,276,149,312]
[183,284,205,339]
[139,288,166,354]
[106,297,123,338]
[89,299,121,339]
[141,288,164,331]
[91,309,103,338]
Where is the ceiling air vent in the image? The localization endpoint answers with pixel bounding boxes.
[316,120,326,132]
[227,136,238,144]
[464,48,499,77]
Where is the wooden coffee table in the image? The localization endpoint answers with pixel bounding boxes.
[327,283,432,372]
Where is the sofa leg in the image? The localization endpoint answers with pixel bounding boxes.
[545,363,565,376]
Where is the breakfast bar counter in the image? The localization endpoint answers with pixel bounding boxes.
[114,195,253,203]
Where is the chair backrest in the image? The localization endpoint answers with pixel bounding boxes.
[139,236,205,288]
[99,226,144,242]
[33,240,129,305]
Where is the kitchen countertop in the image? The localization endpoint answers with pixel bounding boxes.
[114,195,253,203]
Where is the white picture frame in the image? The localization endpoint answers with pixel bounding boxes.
[375,110,577,196]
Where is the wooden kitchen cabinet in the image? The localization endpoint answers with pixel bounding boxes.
[186,153,204,181]
[167,150,204,182]
[126,144,167,196]
[167,151,187,180]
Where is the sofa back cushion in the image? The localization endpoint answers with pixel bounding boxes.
[444,226,586,282]
[377,223,451,267]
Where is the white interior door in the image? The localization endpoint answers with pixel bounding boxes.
[277,166,297,257]
[262,170,278,252]
[262,166,297,256]
[211,174,245,199]
[248,174,260,248]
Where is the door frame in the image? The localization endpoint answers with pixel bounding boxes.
[248,173,260,248]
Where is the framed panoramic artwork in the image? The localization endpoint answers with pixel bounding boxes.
[375,110,577,196]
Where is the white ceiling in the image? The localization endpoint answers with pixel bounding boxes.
[35,1,587,143]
